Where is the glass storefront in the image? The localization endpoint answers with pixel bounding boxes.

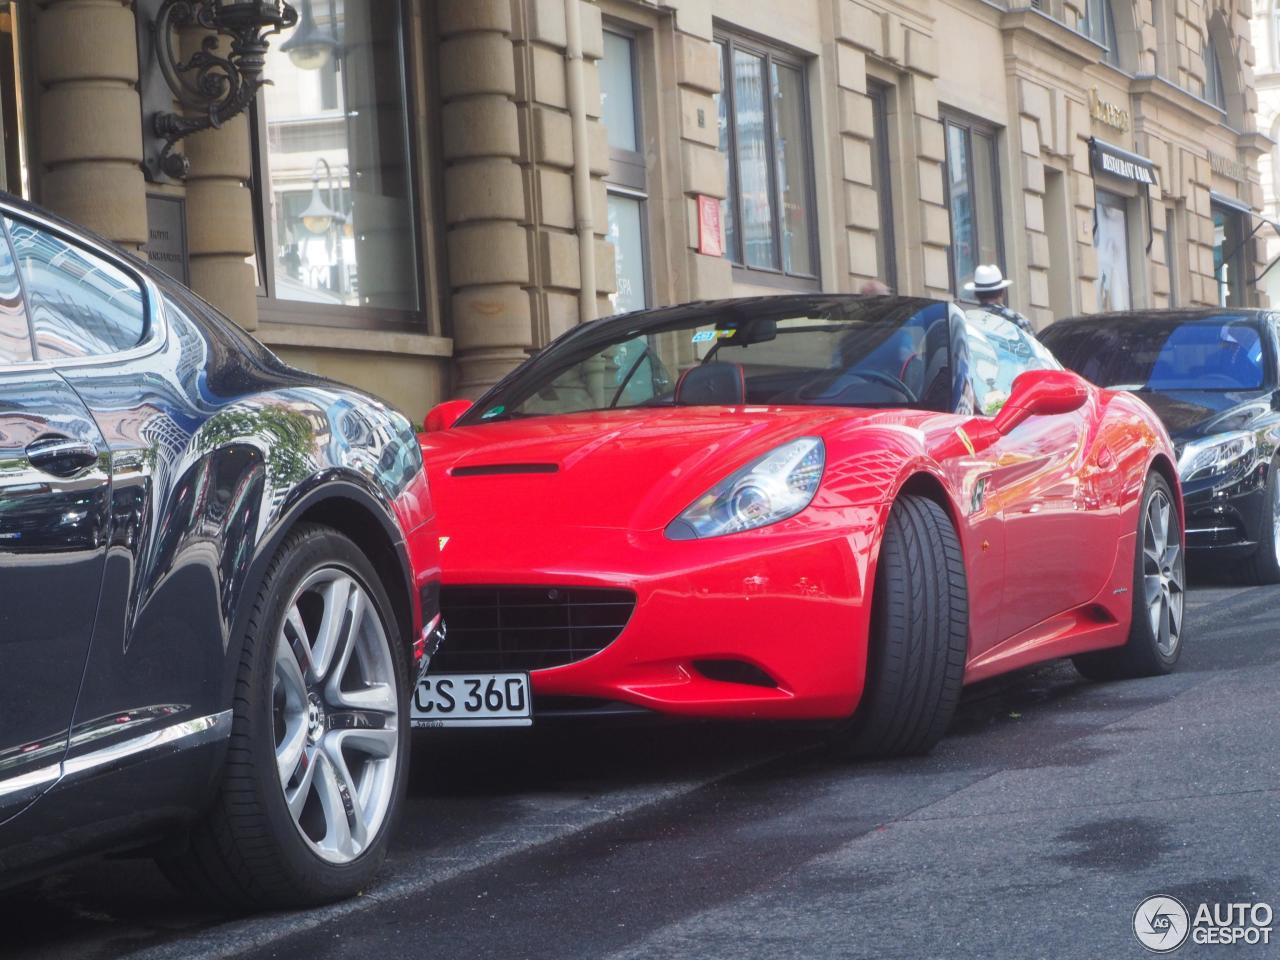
[257,0,420,313]
[0,1,30,197]
[1094,190,1132,311]
[1212,202,1249,307]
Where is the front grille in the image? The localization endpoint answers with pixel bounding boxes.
[435,586,636,672]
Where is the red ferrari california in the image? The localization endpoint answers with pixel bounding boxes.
[415,295,1185,755]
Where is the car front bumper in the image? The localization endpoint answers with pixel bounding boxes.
[1180,460,1269,559]
[435,509,886,721]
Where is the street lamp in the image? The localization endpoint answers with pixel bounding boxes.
[297,157,347,293]
[139,0,299,180]
[280,0,338,70]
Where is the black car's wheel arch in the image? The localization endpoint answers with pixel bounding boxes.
[219,476,416,713]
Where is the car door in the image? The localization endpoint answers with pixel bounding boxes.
[961,309,1105,643]
[0,215,110,823]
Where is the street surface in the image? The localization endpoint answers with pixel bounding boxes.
[3,577,1277,959]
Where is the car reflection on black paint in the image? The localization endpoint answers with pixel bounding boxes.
[0,191,442,910]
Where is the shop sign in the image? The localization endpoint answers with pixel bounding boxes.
[1208,150,1247,182]
[1089,138,1157,187]
[144,194,190,285]
[1089,87,1130,132]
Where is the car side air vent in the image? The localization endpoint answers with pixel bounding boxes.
[451,463,560,476]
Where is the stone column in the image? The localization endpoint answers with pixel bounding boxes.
[33,0,146,248]
[184,110,258,329]
[178,30,259,329]
[438,0,531,397]
[668,11,730,302]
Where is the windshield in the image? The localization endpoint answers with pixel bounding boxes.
[464,299,954,423]
[1042,316,1267,392]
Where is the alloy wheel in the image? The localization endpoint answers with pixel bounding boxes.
[272,568,400,864]
[1141,489,1184,657]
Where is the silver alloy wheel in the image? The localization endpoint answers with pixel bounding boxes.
[272,568,399,864]
[1142,489,1184,656]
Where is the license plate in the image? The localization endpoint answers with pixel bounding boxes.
[411,673,533,728]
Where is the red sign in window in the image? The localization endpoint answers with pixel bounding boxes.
[697,195,723,258]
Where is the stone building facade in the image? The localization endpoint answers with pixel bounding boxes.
[0,0,1267,422]
[1250,0,1280,303]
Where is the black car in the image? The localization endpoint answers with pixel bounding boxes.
[1042,309,1280,583]
[0,193,442,907]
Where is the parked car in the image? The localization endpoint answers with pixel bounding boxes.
[417,295,1183,755]
[1041,309,1280,583]
[0,193,442,908]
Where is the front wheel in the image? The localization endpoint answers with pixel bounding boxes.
[162,524,410,909]
[1244,457,1280,585]
[831,495,969,758]
[1074,473,1184,680]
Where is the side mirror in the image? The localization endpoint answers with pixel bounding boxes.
[991,369,1090,436]
[423,399,472,432]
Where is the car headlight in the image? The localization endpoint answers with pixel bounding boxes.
[1177,431,1257,483]
[665,437,825,540]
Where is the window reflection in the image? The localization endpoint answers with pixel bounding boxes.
[261,0,419,311]
[6,218,145,360]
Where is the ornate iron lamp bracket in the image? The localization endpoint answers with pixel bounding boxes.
[137,0,298,182]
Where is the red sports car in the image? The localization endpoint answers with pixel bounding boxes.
[415,295,1185,755]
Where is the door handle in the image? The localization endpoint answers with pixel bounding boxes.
[26,436,100,478]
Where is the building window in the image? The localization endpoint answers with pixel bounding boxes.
[1213,201,1249,307]
[869,81,897,292]
[600,27,649,315]
[942,112,1004,294]
[253,0,421,322]
[715,33,818,285]
[1081,0,1120,67]
[1204,28,1227,110]
[1093,190,1132,311]
[0,1,30,198]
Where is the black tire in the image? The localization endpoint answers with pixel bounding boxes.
[160,523,411,910]
[1074,473,1184,681]
[1243,458,1280,585]
[832,495,968,758]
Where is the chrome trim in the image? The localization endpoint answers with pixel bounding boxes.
[0,762,60,804]
[1186,526,1239,535]
[418,613,445,684]
[61,710,232,782]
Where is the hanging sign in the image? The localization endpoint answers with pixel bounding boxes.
[1089,138,1157,187]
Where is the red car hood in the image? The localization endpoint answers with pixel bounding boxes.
[421,406,888,533]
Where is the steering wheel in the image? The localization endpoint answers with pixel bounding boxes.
[797,368,918,404]
[847,368,919,403]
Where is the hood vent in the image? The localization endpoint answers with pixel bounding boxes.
[451,462,560,477]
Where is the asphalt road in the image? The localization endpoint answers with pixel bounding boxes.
[3,577,1278,960]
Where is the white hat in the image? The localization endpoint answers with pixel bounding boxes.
[963,264,1013,294]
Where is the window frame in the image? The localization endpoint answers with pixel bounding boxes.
[601,22,652,315]
[941,110,1006,298]
[1081,0,1120,68]
[249,0,438,334]
[1211,199,1251,308]
[1203,27,1227,112]
[868,80,898,292]
[714,29,821,289]
[0,201,168,371]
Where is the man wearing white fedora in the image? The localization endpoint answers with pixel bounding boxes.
[963,264,1035,335]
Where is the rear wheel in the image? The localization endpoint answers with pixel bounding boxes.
[832,495,968,758]
[161,524,410,910]
[1074,473,1184,680]
[1243,457,1280,585]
